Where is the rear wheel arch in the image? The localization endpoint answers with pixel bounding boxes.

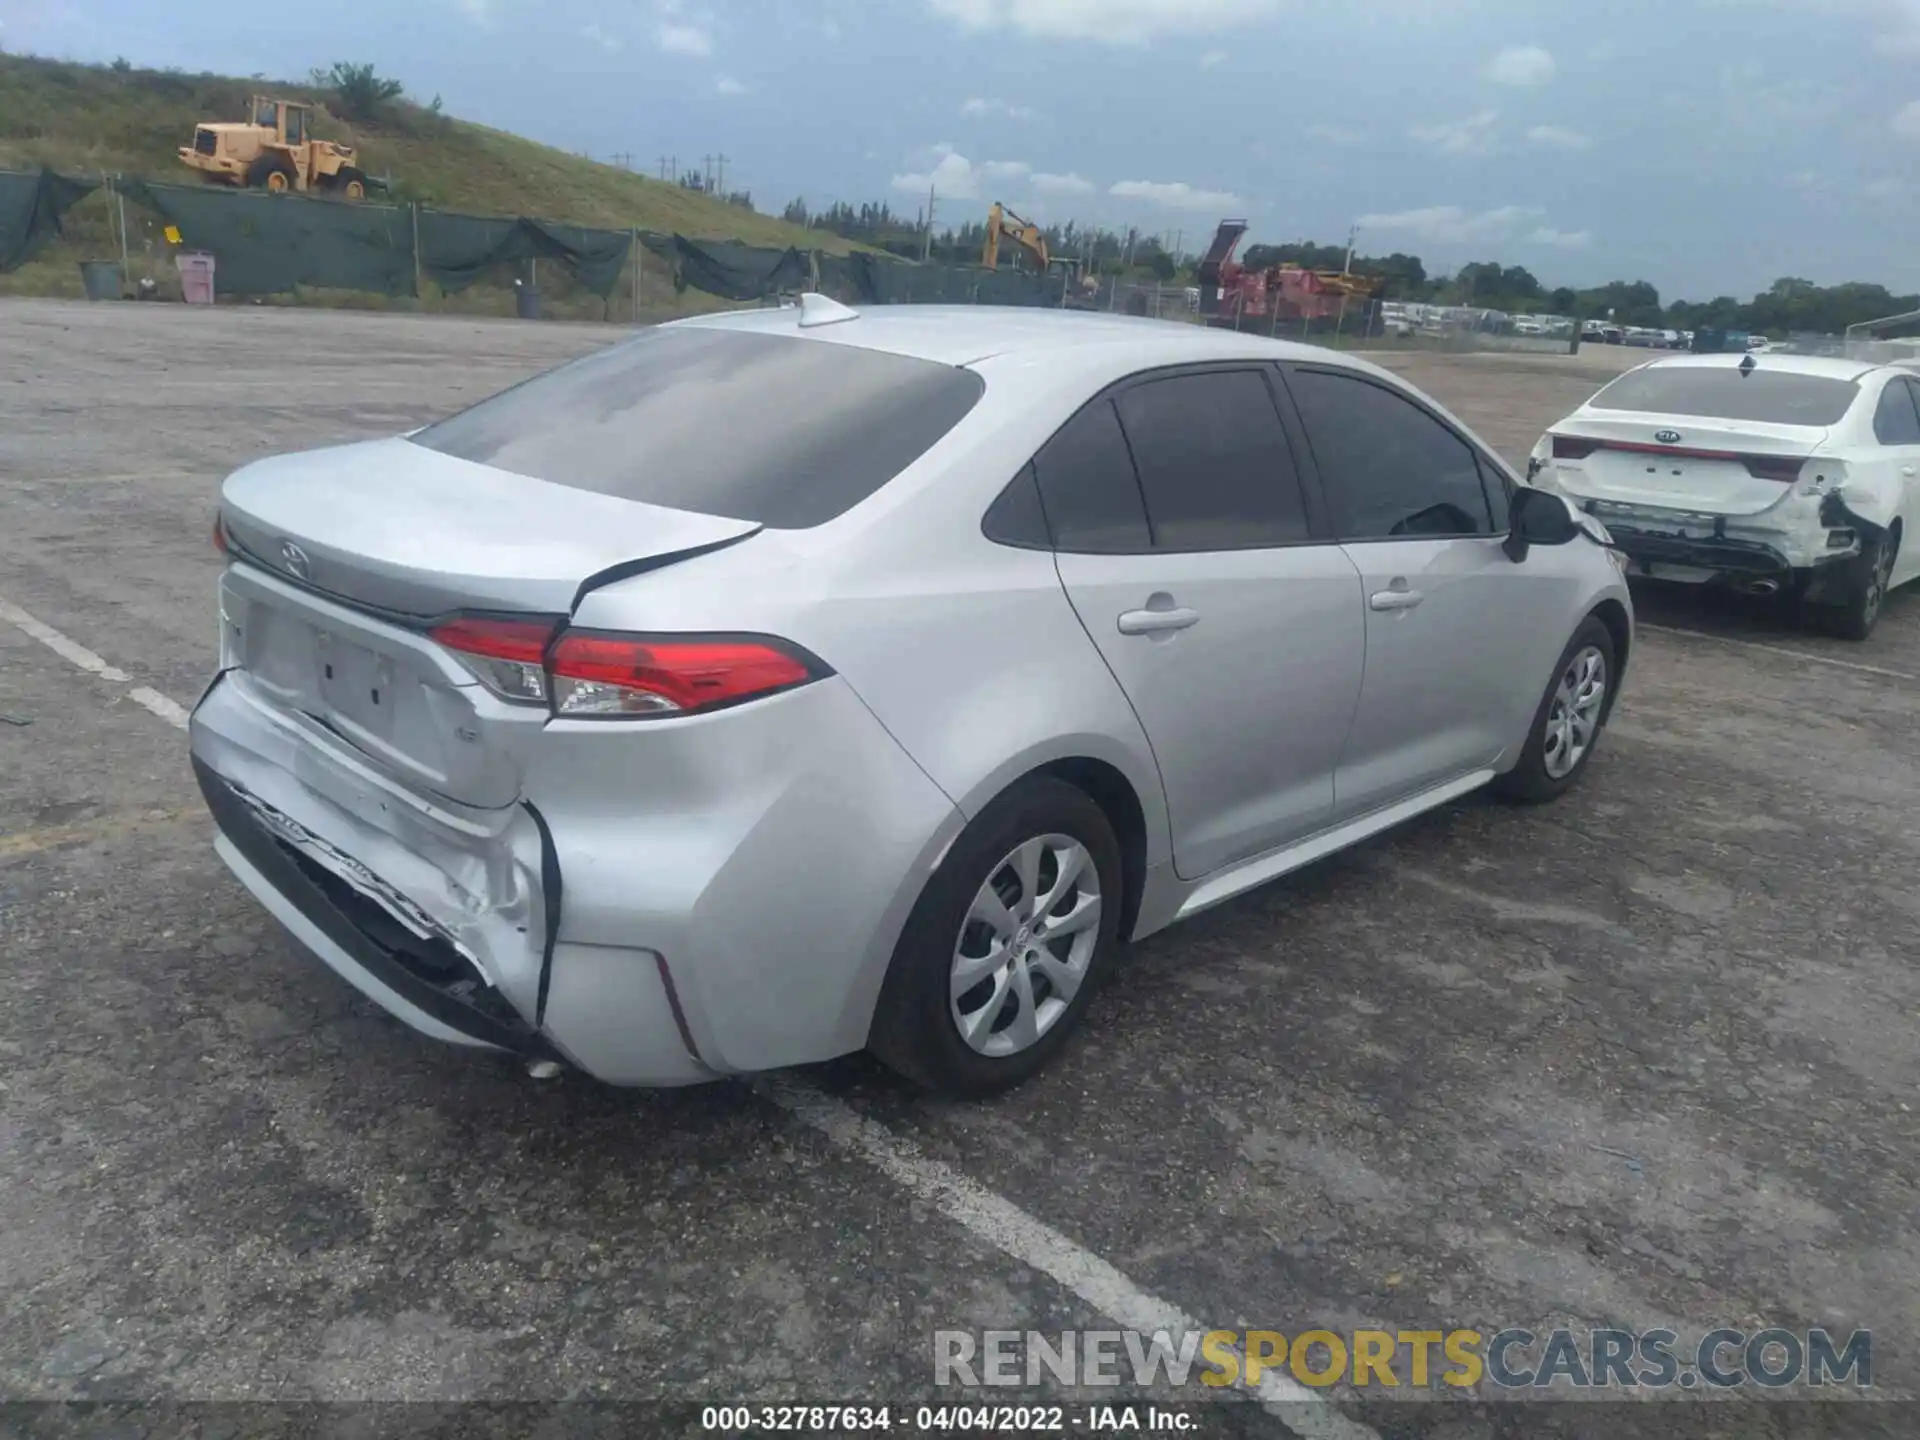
[1033,757,1148,944]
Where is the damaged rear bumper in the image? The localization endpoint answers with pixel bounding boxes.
[1567,495,1875,596]
[196,755,564,1059]
[190,671,717,1086]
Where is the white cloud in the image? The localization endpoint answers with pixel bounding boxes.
[1525,124,1591,150]
[1306,123,1363,146]
[961,96,1038,120]
[656,21,714,54]
[716,75,747,95]
[1032,171,1096,195]
[1356,204,1538,242]
[1109,178,1247,211]
[927,0,1279,45]
[891,148,1032,201]
[1485,44,1556,85]
[455,0,497,27]
[1713,0,1920,54]
[1865,176,1905,197]
[1895,99,1920,137]
[1409,110,1499,155]
[1199,48,1229,67]
[1528,226,1592,248]
[580,22,623,52]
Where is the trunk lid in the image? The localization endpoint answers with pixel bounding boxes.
[1543,413,1829,515]
[220,436,760,618]
[216,436,760,808]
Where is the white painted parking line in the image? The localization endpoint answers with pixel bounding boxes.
[760,1078,1381,1440]
[1,589,1380,1440]
[1640,622,1918,683]
[0,595,133,682]
[0,595,195,730]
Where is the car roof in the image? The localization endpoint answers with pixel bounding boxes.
[666,299,1405,385]
[1624,351,1886,382]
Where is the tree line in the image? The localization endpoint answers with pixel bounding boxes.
[779,199,1916,337]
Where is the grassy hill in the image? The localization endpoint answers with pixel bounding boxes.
[0,52,860,316]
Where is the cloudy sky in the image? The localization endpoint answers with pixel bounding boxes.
[7,0,1918,300]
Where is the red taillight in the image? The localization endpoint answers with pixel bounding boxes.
[429,616,556,664]
[428,617,823,718]
[213,514,228,555]
[1742,455,1804,483]
[547,633,818,718]
[429,616,560,704]
[1551,435,1598,460]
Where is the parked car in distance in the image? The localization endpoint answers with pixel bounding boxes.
[1528,351,1920,638]
[192,300,1635,1098]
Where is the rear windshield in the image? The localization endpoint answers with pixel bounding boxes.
[409,326,985,529]
[1586,366,1859,426]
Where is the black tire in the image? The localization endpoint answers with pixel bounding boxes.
[246,155,296,192]
[869,776,1123,1098]
[1493,616,1618,804]
[1808,530,1897,642]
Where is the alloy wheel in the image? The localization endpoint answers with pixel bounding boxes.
[950,834,1102,1058]
[1542,645,1608,780]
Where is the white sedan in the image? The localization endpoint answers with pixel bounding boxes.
[1527,351,1920,639]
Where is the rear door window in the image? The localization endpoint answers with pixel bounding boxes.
[409,326,985,529]
[1285,368,1496,540]
[1879,378,1920,444]
[1031,399,1152,553]
[1111,369,1311,550]
[1586,366,1860,426]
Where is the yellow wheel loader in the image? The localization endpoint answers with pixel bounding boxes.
[178,96,373,199]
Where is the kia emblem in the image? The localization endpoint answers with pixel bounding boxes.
[1654,429,1682,445]
[278,540,311,581]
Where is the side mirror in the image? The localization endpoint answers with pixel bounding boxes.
[1503,486,1581,562]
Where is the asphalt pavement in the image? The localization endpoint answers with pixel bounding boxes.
[3,301,1917,1439]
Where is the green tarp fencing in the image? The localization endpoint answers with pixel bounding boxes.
[6,167,1060,308]
[0,169,99,272]
[114,178,417,297]
[817,251,1049,306]
[112,181,635,299]
[417,211,632,297]
[641,234,810,302]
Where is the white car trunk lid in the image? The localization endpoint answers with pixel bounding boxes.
[1544,414,1828,515]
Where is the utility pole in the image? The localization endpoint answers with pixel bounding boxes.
[714,154,728,195]
[612,151,633,171]
[922,183,937,262]
[657,156,669,181]
[1343,223,1358,275]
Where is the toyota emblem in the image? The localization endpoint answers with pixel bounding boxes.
[278,540,311,581]
[1654,429,1682,445]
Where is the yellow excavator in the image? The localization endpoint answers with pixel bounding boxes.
[983,201,1096,305]
[983,202,1051,271]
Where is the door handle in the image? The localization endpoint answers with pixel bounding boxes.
[1368,588,1425,612]
[1117,606,1200,635]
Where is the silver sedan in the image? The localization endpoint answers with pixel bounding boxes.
[191,298,1633,1097]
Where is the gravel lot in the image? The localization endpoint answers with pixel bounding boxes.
[3,300,1917,1439]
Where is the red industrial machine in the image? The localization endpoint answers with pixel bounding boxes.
[1195,219,1380,329]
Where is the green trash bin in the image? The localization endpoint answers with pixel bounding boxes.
[79,260,123,302]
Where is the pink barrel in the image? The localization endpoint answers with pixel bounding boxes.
[176,252,217,306]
